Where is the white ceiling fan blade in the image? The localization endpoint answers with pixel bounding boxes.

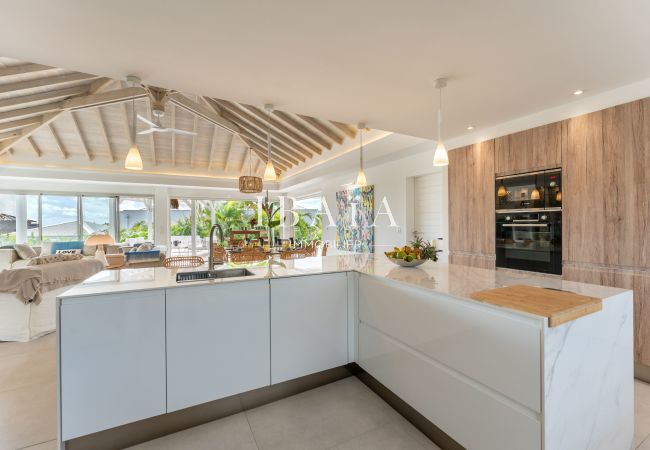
[137,114,158,128]
[169,128,198,136]
[137,129,156,135]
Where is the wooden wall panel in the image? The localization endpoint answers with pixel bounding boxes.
[448,140,495,268]
[494,121,563,174]
[563,98,650,366]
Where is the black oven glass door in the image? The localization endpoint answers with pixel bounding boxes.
[496,212,562,275]
[496,172,546,210]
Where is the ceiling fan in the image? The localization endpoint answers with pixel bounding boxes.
[136,85,197,136]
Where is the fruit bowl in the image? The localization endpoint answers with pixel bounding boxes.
[386,255,427,267]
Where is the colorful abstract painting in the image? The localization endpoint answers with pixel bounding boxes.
[336,185,374,253]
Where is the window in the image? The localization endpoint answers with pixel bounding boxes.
[293,196,322,244]
[0,194,41,246]
[0,194,17,246]
[41,195,79,242]
[82,196,118,239]
[119,197,154,244]
[169,199,192,255]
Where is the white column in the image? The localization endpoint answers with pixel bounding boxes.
[280,195,294,240]
[153,187,169,247]
[15,195,27,244]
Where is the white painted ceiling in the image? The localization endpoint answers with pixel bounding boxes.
[1,0,649,140]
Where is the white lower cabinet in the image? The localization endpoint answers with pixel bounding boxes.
[270,273,349,384]
[359,323,541,450]
[166,280,270,412]
[59,290,166,440]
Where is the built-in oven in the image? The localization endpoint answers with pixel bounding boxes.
[495,169,562,211]
[495,210,562,275]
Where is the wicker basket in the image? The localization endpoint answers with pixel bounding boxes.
[163,256,205,269]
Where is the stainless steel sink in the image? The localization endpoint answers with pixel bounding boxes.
[176,268,255,283]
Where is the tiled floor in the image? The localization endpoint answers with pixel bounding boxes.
[2,333,650,450]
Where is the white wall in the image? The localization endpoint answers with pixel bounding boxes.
[284,141,448,255]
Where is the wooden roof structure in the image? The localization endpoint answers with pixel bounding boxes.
[0,57,357,178]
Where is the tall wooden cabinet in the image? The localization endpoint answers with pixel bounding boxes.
[562,99,650,365]
[448,140,495,269]
[494,121,564,174]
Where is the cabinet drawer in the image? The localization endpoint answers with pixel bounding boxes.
[359,275,542,412]
[359,323,541,450]
[60,290,166,440]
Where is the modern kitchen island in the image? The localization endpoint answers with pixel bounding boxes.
[56,255,633,450]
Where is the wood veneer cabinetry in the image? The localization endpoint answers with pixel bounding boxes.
[563,98,650,365]
[448,140,495,269]
[494,121,564,174]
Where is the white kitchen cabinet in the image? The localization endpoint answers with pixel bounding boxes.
[271,273,348,384]
[59,290,166,440]
[166,280,270,412]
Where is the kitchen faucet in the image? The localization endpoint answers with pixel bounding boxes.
[208,223,225,269]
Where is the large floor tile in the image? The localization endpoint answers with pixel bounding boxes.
[0,348,56,394]
[19,440,57,450]
[0,333,55,359]
[0,381,57,450]
[126,412,258,450]
[245,377,398,450]
[328,421,433,450]
[636,380,650,447]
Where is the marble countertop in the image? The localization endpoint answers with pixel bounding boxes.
[59,254,628,321]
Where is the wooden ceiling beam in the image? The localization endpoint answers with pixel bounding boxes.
[48,123,68,159]
[0,102,62,122]
[26,136,41,157]
[331,121,357,139]
[0,111,61,155]
[208,126,218,171]
[0,85,88,112]
[223,132,235,172]
[95,108,114,162]
[0,116,42,133]
[298,115,344,145]
[69,111,92,161]
[0,73,98,95]
[237,127,296,168]
[273,110,333,150]
[189,115,198,168]
[145,98,157,165]
[0,63,53,78]
[0,130,21,142]
[211,99,307,163]
[241,136,288,172]
[170,103,176,167]
[240,104,323,156]
[167,93,239,134]
[62,87,147,110]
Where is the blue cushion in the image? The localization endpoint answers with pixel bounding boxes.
[51,241,84,253]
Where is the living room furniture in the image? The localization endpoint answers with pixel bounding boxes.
[85,233,115,266]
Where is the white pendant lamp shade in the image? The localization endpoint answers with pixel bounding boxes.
[355,122,367,186]
[125,144,143,170]
[432,78,449,167]
[263,160,277,181]
[433,141,449,166]
[263,104,277,181]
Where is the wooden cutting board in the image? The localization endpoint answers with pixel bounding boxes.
[470,285,602,327]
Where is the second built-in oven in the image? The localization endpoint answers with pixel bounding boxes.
[495,210,562,275]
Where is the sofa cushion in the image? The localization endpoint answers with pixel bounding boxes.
[27,254,84,265]
[50,241,84,254]
[14,244,38,259]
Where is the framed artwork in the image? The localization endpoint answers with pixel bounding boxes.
[335,185,374,253]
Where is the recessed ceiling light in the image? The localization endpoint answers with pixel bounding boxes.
[466,125,474,130]
[573,90,583,96]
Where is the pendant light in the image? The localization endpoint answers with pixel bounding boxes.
[239,146,263,194]
[263,104,277,181]
[124,76,143,171]
[355,122,367,187]
[433,77,449,167]
[497,179,507,197]
[531,175,541,200]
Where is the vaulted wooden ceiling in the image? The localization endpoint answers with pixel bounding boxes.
[0,57,357,178]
